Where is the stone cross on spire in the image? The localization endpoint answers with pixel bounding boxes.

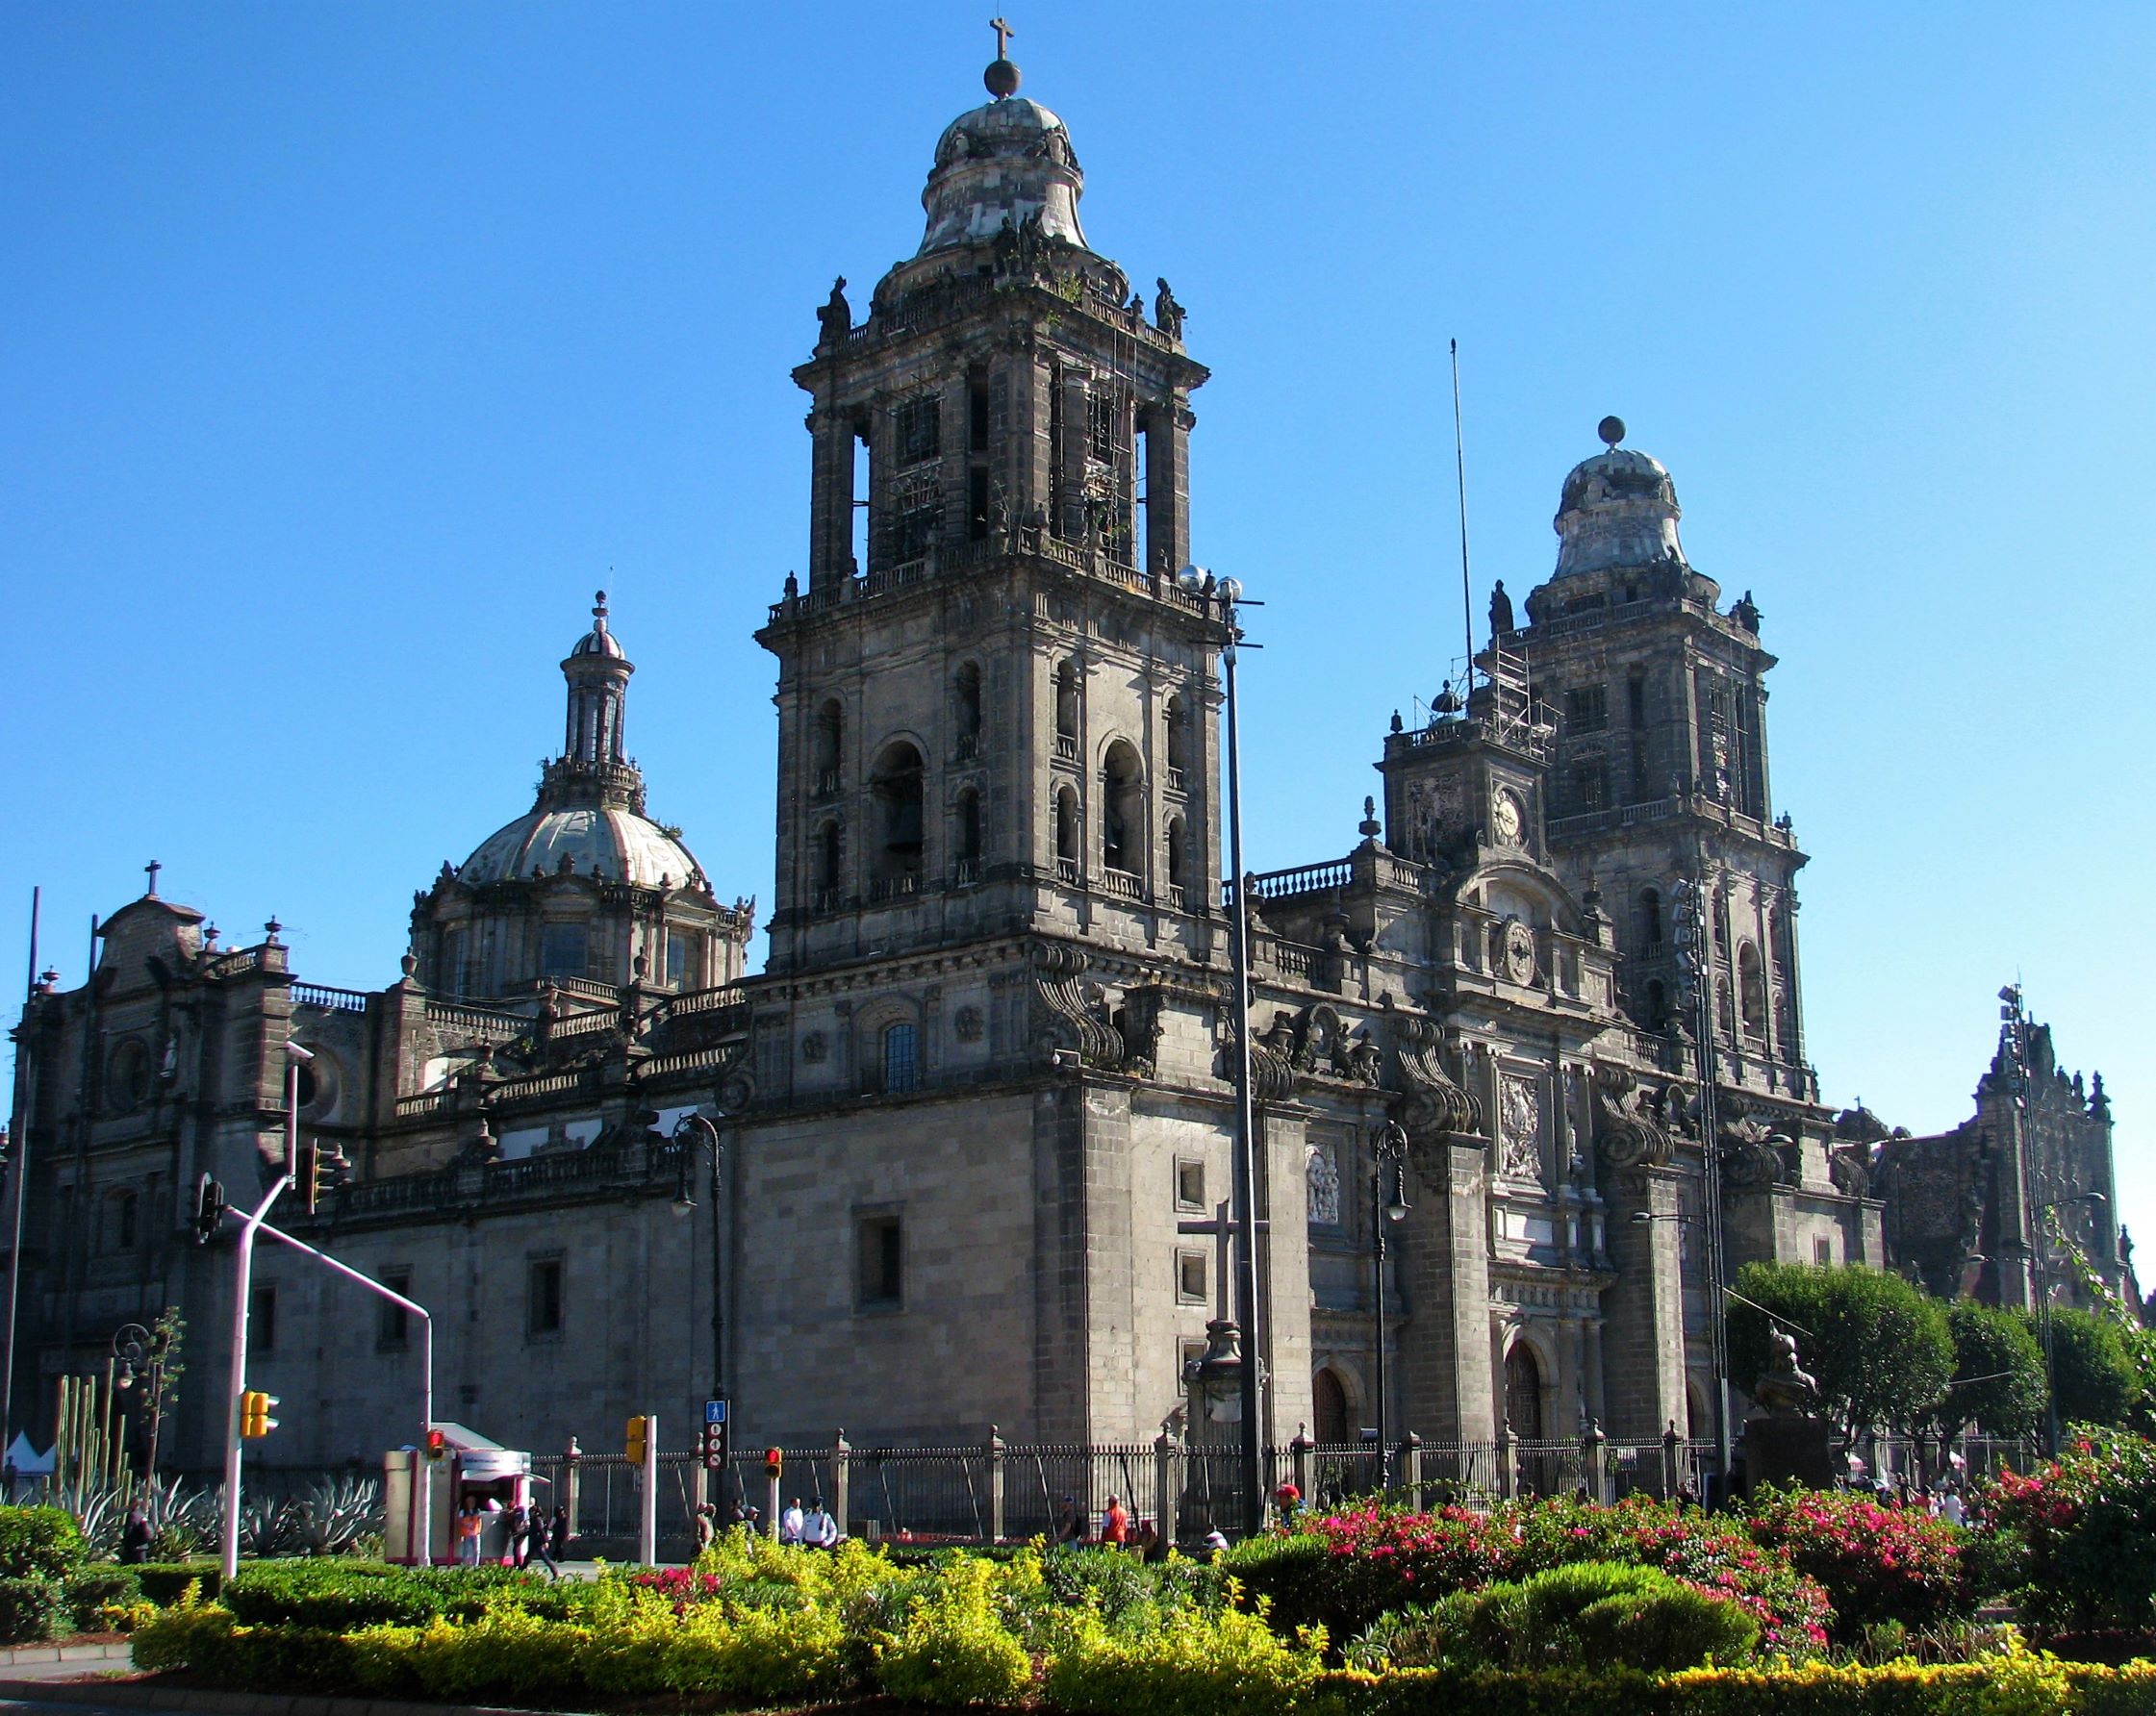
[144,859,162,898]
[990,15,1014,58]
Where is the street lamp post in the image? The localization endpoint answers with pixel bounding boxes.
[1370,1123,1409,1491]
[2034,1190,2110,1457]
[670,1112,727,1402]
[110,1320,173,1486]
[1176,564,1265,1535]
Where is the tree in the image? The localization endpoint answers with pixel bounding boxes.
[1931,1300,2044,1440]
[1727,1262,1954,1439]
[2044,1305,2138,1429]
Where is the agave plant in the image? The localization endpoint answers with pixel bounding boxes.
[286,1477,383,1557]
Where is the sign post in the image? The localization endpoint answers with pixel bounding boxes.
[638,1412,659,1565]
[702,1398,728,1472]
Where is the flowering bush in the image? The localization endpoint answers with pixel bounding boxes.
[1742,1484,1972,1639]
[1227,1495,1830,1654]
[1984,1430,2156,1644]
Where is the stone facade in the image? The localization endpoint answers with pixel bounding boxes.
[2,55,2131,1480]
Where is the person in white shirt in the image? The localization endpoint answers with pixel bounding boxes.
[1940,1488,1966,1527]
[779,1498,805,1545]
[803,1497,839,1548]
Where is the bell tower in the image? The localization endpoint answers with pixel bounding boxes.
[757,45,1220,978]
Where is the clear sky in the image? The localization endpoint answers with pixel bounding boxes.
[5,5,2150,1247]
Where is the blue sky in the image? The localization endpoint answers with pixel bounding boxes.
[5,5,2150,1249]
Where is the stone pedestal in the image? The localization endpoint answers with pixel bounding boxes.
[1745,1413,1833,1492]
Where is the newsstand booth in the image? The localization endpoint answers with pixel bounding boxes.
[385,1423,532,1565]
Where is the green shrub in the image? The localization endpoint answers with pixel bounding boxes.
[1043,1589,1324,1716]
[874,1553,1031,1705]
[222,1560,548,1629]
[0,1575,68,1644]
[0,1506,87,1579]
[63,1565,141,1631]
[133,1562,221,1606]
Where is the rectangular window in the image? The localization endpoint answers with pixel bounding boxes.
[858,1215,903,1309]
[969,378,991,451]
[1563,685,1609,734]
[1813,1237,1834,1266]
[897,397,939,467]
[378,1271,411,1350]
[1175,1160,1205,1211]
[1177,1250,1207,1305]
[666,930,698,987]
[527,1258,564,1338]
[1087,391,1121,464]
[540,921,589,980]
[250,1284,278,1354]
[882,1022,920,1095]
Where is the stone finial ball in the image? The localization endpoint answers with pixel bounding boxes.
[984,58,1021,98]
[1597,416,1626,447]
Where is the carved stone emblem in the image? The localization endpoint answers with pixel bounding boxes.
[1504,920,1536,985]
[800,1031,826,1065]
[953,1005,984,1043]
[1499,1074,1542,1179]
[1306,1143,1341,1227]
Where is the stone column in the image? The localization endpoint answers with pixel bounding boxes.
[833,1428,851,1538]
[1154,1428,1179,1552]
[808,408,858,590]
[1055,365,1090,543]
[1598,1165,1689,1440]
[1398,1136,1497,1446]
[1142,400,1193,577]
[986,1425,1005,1543]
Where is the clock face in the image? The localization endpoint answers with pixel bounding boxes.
[1492,791,1523,845]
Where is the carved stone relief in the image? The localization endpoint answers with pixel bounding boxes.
[1499,1073,1543,1180]
[1306,1142,1341,1227]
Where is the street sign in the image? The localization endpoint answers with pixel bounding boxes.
[700,1418,728,1471]
[704,1398,727,1425]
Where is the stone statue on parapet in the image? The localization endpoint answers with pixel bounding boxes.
[816,277,851,345]
[1154,278,1186,340]
[1488,579,1514,638]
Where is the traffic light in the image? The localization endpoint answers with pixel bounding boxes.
[625,1414,649,1465]
[424,1427,447,1462]
[240,1390,279,1438]
[297,1139,351,1214]
[764,1446,783,1478]
[192,1174,227,1245]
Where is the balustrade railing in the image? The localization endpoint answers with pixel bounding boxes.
[292,982,370,1014]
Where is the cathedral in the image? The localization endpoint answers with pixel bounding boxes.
[3,47,2131,1478]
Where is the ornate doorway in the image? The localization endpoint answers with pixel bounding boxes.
[1504,1342,1543,1441]
[1312,1368,1350,1445]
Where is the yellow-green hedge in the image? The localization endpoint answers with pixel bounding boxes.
[133,1593,2156,1716]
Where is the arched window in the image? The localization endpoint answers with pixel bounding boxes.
[1054,785,1080,879]
[812,699,844,794]
[953,663,982,761]
[870,741,925,896]
[1642,978,1667,1028]
[881,1022,920,1095]
[1054,661,1080,752]
[1164,694,1190,787]
[1102,740,1144,876]
[1504,1343,1543,1442]
[814,819,844,909]
[1738,943,1766,1040]
[1636,887,1662,951]
[1165,815,1188,902]
[1312,1368,1351,1446]
[106,1040,150,1114]
[954,788,982,884]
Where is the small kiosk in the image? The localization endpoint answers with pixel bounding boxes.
[384,1424,532,1565]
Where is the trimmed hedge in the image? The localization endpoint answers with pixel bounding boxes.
[133,1562,221,1606]
[63,1566,141,1631]
[222,1560,559,1630]
[0,1507,86,1580]
[0,1575,67,1645]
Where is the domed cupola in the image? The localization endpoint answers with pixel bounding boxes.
[916,35,1089,259]
[412,593,754,1001]
[1552,416,1687,579]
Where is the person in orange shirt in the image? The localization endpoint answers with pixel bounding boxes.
[455,1500,483,1566]
[1100,1493,1129,1547]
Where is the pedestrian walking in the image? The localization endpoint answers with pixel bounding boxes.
[528,1506,561,1580]
[507,1501,532,1569]
[118,1502,153,1566]
[456,1501,483,1567]
[694,1502,717,1553]
[803,1496,837,1548]
[1052,1494,1081,1544]
[779,1496,805,1545]
[550,1503,571,1564]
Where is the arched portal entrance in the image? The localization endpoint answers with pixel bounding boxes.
[1312,1368,1350,1445]
[1504,1342,1544,1441]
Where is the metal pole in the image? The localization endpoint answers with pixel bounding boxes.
[639,1413,658,1565]
[1373,1157,1389,1491]
[218,1171,290,1581]
[1221,593,1263,1535]
[0,887,38,1462]
[252,1221,433,1561]
[1450,340,1475,700]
